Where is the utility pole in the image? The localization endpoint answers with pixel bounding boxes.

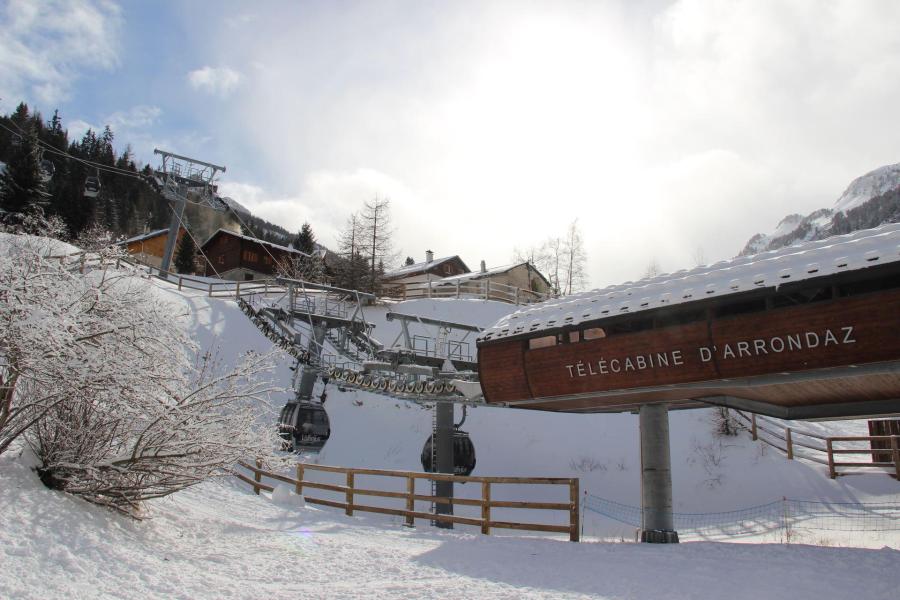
[154,149,226,274]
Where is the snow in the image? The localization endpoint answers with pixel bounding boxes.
[385,255,465,278]
[3,251,900,599]
[483,222,900,341]
[834,162,900,213]
[219,195,251,217]
[2,448,899,600]
[120,228,169,245]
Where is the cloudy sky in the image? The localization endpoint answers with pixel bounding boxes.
[3,0,899,287]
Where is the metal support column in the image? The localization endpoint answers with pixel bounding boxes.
[434,401,455,528]
[639,403,679,543]
[159,194,185,274]
[296,324,326,401]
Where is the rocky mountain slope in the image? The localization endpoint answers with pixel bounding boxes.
[740,162,900,256]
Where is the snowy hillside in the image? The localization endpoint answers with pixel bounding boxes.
[740,162,900,256]
[834,163,900,213]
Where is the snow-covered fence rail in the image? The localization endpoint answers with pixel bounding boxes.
[391,279,550,305]
[235,460,580,541]
[117,257,286,298]
[734,411,900,480]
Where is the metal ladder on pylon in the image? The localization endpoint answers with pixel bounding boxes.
[430,404,438,523]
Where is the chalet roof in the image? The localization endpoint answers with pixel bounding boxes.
[121,228,171,245]
[384,255,469,279]
[481,222,900,342]
[201,229,310,258]
[439,261,552,286]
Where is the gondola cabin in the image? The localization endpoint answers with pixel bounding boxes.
[477,224,900,420]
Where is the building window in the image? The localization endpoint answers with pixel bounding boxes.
[528,335,556,350]
[217,255,225,265]
[583,327,606,340]
[263,255,271,265]
[242,250,258,263]
[244,273,254,281]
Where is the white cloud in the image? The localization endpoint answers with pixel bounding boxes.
[105,105,161,130]
[204,1,900,288]
[217,168,419,252]
[186,66,242,97]
[0,0,123,105]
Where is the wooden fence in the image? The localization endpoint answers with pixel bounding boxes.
[734,410,900,480]
[235,460,580,541]
[387,279,550,305]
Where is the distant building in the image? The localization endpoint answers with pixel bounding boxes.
[200,229,309,281]
[382,250,470,291]
[441,260,553,297]
[122,227,186,269]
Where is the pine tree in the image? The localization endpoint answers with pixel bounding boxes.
[174,229,197,274]
[295,222,316,254]
[0,126,47,215]
[404,256,415,266]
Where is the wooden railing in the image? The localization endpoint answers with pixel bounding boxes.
[235,460,580,541]
[119,256,285,298]
[734,410,900,480]
[387,278,550,305]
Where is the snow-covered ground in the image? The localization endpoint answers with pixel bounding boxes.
[3,265,900,599]
[2,448,899,600]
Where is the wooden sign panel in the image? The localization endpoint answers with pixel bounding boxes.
[480,288,900,411]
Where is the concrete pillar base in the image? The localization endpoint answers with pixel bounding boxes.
[640,529,680,544]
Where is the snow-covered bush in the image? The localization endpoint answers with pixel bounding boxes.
[1,232,283,516]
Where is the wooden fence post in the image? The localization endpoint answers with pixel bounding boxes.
[80,254,86,274]
[254,458,263,495]
[456,281,460,299]
[481,481,491,535]
[235,281,241,298]
[515,287,520,305]
[891,436,900,480]
[751,414,758,441]
[826,439,836,479]
[570,478,580,542]
[483,279,489,299]
[427,280,432,298]
[178,276,183,291]
[786,428,794,460]
[405,476,415,527]
[295,464,304,496]
[208,282,213,296]
[346,472,354,516]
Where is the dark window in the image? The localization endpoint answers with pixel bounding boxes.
[244,273,254,281]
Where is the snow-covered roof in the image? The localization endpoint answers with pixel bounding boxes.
[202,229,309,257]
[481,222,900,342]
[438,261,549,285]
[121,228,171,245]
[384,255,468,279]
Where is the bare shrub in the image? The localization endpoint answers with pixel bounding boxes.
[569,456,607,473]
[711,407,742,437]
[1,232,284,516]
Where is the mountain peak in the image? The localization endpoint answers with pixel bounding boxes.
[740,161,900,256]
[833,162,900,214]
